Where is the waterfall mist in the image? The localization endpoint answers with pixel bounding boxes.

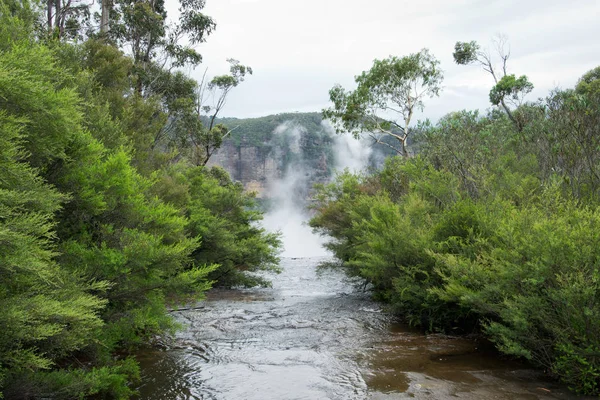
[261,121,372,258]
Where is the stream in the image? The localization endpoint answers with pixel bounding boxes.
[136,257,586,399]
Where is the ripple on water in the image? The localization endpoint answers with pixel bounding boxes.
[137,258,592,400]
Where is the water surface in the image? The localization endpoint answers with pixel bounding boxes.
[137,257,586,399]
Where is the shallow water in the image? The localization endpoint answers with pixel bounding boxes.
[136,257,587,399]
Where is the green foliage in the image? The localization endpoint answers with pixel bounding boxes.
[0,44,83,169]
[0,9,279,398]
[433,199,600,394]
[420,110,493,197]
[575,66,600,96]
[3,358,139,399]
[349,194,439,322]
[0,98,105,397]
[6,0,600,396]
[323,49,443,156]
[185,167,281,287]
[452,41,480,65]
[311,158,471,329]
[0,0,37,47]
[540,88,600,201]
[311,65,600,395]
[489,74,534,106]
[453,37,533,130]
[310,171,374,268]
[208,59,252,91]
[108,0,215,69]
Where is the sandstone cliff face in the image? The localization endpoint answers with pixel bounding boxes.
[207,115,335,199]
[208,143,279,198]
[207,112,398,200]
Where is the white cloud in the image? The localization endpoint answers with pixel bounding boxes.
[176,0,600,119]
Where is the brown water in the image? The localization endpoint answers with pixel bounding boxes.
[136,257,587,399]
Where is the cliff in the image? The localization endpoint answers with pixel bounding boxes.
[207,112,335,199]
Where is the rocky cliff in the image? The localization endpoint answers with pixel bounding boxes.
[207,113,335,199]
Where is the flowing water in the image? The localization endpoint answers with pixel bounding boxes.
[136,257,587,399]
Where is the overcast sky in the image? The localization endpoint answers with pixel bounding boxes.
[178,0,600,120]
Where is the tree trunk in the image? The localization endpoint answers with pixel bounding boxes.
[402,110,412,157]
[54,0,61,37]
[100,0,110,34]
[500,99,522,131]
[47,0,53,33]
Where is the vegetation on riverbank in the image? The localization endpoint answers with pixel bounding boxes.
[311,63,600,394]
[0,0,279,397]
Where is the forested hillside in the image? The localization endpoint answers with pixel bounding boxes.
[0,0,279,397]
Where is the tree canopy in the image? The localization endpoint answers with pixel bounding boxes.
[323,49,443,157]
[453,37,534,130]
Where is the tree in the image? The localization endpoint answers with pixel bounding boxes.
[108,0,215,93]
[0,1,279,397]
[542,77,600,200]
[323,49,442,157]
[45,0,91,39]
[0,110,108,397]
[0,42,119,398]
[81,0,248,169]
[134,58,252,167]
[453,36,533,130]
[183,166,281,287]
[575,66,600,96]
[192,58,253,165]
[0,0,38,45]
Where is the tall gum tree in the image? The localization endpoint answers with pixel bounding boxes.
[323,48,443,157]
[193,58,253,166]
[107,0,216,89]
[453,36,533,131]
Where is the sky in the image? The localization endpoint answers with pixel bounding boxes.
[175,0,600,120]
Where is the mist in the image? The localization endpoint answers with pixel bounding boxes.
[327,121,373,174]
[261,121,372,258]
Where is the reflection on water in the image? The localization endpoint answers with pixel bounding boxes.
[136,258,588,400]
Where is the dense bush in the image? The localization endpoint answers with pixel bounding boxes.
[311,68,600,394]
[184,166,281,287]
[0,3,280,397]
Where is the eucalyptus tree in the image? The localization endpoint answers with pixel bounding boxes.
[96,0,254,168]
[575,66,600,96]
[0,0,34,48]
[45,0,91,39]
[323,49,443,157]
[453,36,533,130]
[106,0,215,93]
[192,58,253,166]
[140,58,253,167]
[536,67,600,201]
